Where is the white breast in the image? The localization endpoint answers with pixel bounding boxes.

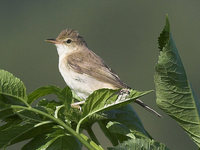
[56,44,115,100]
[58,55,115,99]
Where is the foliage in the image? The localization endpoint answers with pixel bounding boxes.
[154,15,200,148]
[0,70,160,150]
[0,15,199,150]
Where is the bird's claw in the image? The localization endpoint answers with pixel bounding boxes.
[71,101,85,111]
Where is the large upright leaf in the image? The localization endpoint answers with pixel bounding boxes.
[154,16,200,147]
[0,70,27,105]
[76,88,152,132]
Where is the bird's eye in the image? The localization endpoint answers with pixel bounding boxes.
[66,39,72,44]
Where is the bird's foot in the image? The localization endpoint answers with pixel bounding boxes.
[117,88,131,101]
[119,88,130,95]
[71,101,85,111]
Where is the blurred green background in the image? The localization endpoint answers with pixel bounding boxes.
[0,0,200,149]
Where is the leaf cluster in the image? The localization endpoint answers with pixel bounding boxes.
[0,70,165,149]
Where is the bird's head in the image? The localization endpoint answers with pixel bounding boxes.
[46,29,87,56]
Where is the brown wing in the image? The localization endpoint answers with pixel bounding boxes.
[67,48,128,89]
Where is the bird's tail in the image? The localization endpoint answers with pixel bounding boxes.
[135,99,162,117]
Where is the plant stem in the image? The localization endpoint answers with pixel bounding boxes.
[11,105,97,150]
[76,117,85,133]
[98,121,118,146]
[86,127,100,145]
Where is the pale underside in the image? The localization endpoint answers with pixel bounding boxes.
[57,44,128,100]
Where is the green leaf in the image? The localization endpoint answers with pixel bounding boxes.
[28,86,73,112]
[0,123,33,148]
[155,16,200,147]
[58,86,72,112]
[105,106,151,141]
[9,122,54,146]
[0,118,22,131]
[80,133,104,150]
[0,122,54,149]
[16,108,49,122]
[37,99,62,116]
[10,105,97,150]
[27,85,62,104]
[158,15,170,51]
[22,131,82,150]
[0,106,14,120]
[64,107,82,124]
[10,99,60,123]
[36,99,72,124]
[0,108,13,119]
[21,134,51,150]
[107,121,135,139]
[108,138,169,150]
[0,70,28,105]
[98,105,151,146]
[76,88,152,132]
[45,135,82,150]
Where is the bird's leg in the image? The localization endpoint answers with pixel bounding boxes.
[119,88,130,95]
[71,101,85,110]
[117,88,130,101]
[104,88,130,103]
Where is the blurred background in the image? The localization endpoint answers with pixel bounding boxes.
[0,0,199,149]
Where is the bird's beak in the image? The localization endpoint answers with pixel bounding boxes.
[45,39,59,44]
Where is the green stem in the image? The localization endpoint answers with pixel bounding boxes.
[86,127,100,145]
[76,117,85,133]
[98,121,118,146]
[11,105,96,150]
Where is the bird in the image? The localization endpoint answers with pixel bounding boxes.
[46,29,161,117]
